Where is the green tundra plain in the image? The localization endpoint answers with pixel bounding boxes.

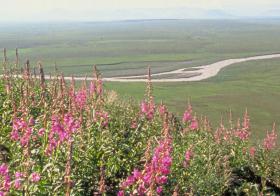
[1,19,280,142]
[2,19,280,76]
[106,58,280,143]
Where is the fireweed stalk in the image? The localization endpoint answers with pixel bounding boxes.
[184,148,193,168]
[263,123,278,150]
[73,88,87,111]
[119,137,173,195]
[119,115,173,195]
[140,66,155,121]
[182,102,199,131]
[158,101,167,119]
[45,113,80,195]
[0,164,11,195]
[9,116,42,193]
[10,117,32,193]
[45,113,80,156]
[140,100,155,121]
[234,109,250,141]
[214,119,232,144]
[90,66,104,102]
[214,110,251,144]
[182,102,192,123]
[11,117,34,147]
[65,141,74,196]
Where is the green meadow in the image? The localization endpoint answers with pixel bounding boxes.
[105,58,280,143]
[1,19,280,76]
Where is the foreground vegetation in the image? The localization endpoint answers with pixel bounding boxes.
[0,64,279,195]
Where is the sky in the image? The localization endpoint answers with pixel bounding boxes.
[0,0,280,22]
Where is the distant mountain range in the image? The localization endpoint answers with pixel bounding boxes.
[93,8,237,20]
[10,7,280,22]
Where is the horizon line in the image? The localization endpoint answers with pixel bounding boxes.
[1,17,280,24]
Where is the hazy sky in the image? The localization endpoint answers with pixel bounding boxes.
[0,0,280,21]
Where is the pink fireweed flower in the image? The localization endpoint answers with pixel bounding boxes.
[214,123,231,144]
[137,184,146,195]
[64,113,81,134]
[94,111,109,128]
[182,103,192,123]
[234,129,250,141]
[185,149,193,161]
[89,81,96,95]
[38,128,45,137]
[143,171,152,185]
[121,175,135,188]
[0,164,11,192]
[12,118,27,131]
[15,172,23,179]
[234,111,251,141]
[14,178,21,190]
[2,175,11,191]
[14,172,23,190]
[156,186,163,194]
[120,138,172,194]
[249,147,256,158]
[10,130,20,141]
[189,118,198,130]
[214,128,222,144]
[140,100,155,120]
[11,118,34,147]
[158,103,167,117]
[184,148,193,167]
[117,190,124,196]
[89,79,103,97]
[263,129,277,150]
[141,101,149,113]
[20,127,33,147]
[51,116,67,142]
[156,175,168,184]
[45,113,80,155]
[30,172,40,183]
[28,117,35,126]
[132,169,142,180]
[183,111,192,123]
[74,89,87,109]
[0,164,8,176]
[130,120,137,129]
